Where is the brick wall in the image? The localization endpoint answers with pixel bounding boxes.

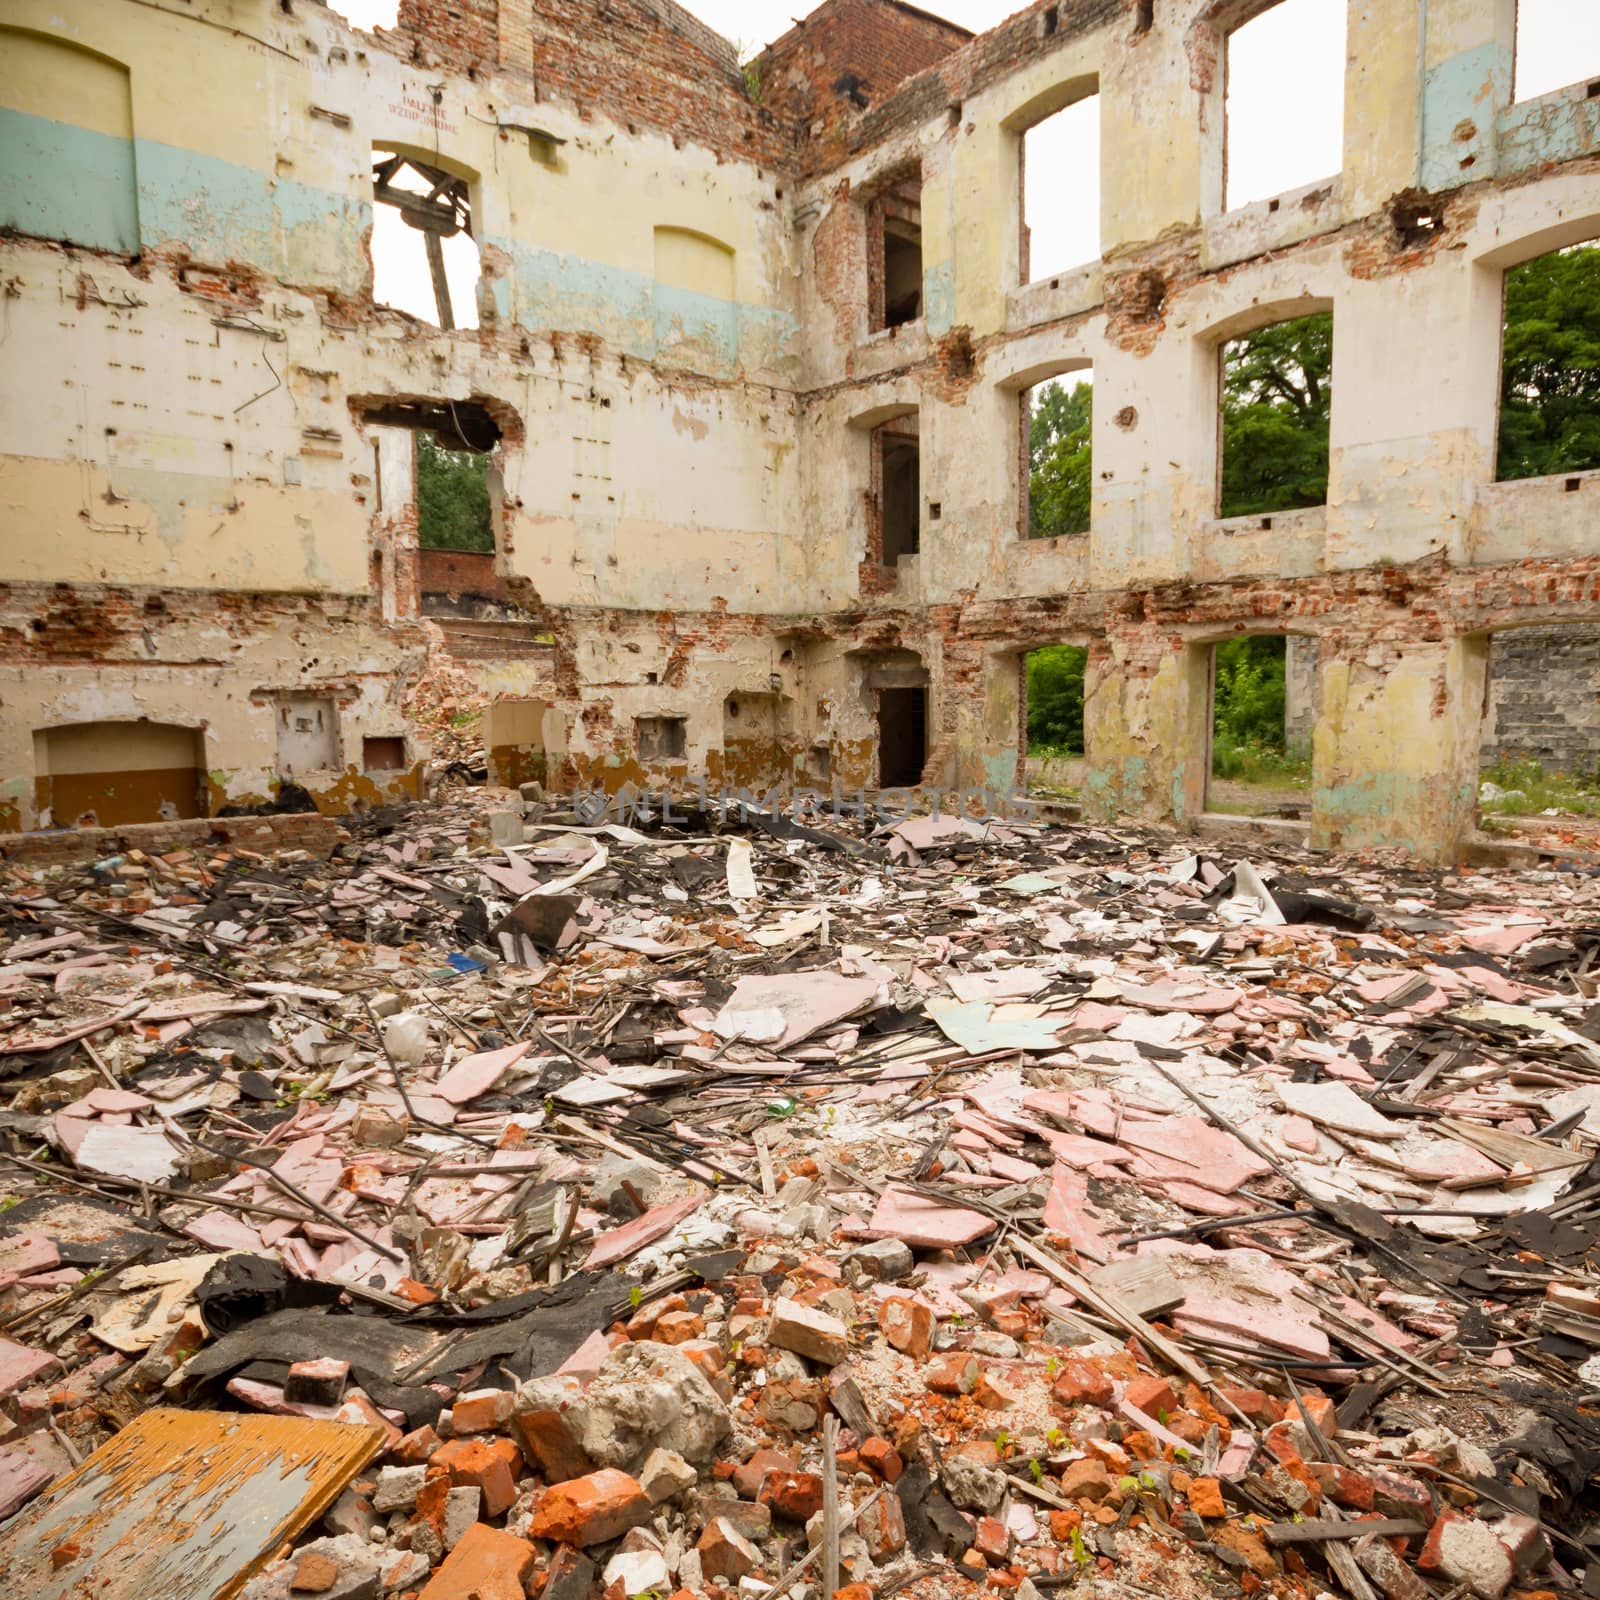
[400,0,792,167]
[419,549,511,604]
[1482,624,1600,773]
[759,0,971,176]
[0,812,348,868]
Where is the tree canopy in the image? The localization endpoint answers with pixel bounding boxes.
[1027,379,1092,538]
[1498,243,1600,482]
[417,434,495,553]
[1218,313,1332,519]
[1212,635,1288,752]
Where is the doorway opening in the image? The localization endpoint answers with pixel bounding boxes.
[877,687,927,789]
[1022,645,1087,798]
[1206,635,1315,817]
[1477,625,1600,825]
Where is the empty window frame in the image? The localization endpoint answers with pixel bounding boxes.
[362,736,407,771]
[1514,1,1600,102]
[1224,0,1346,211]
[1496,241,1600,483]
[869,178,923,332]
[874,419,922,565]
[1217,312,1332,519]
[1020,93,1101,282]
[635,716,687,762]
[1207,635,1313,816]
[1024,372,1092,538]
[371,148,480,329]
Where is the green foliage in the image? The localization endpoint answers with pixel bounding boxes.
[1027,379,1092,538]
[417,433,494,552]
[1209,636,1313,783]
[1219,313,1332,519]
[1213,636,1287,751]
[1497,243,1600,482]
[1026,644,1087,755]
[1480,756,1600,817]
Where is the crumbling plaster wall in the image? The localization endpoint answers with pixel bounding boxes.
[4,0,1600,859]
[0,0,808,827]
[789,0,1600,860]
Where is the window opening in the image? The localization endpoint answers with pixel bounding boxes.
[1207,636,1313,817]
[870,179,922,332]
[881,430,921,564]
[1496,241,1600,483]
[1224,0,1345,210]
[1515,2,1600,102]
[372,148,479,329]
[1021,93,1100,282]
[636,717,687,762]
[363,736,407,771]
[1218,313,1332,518]
[1025,372,1092,537]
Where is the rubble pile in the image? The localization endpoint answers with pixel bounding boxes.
[1,788,1598,1600]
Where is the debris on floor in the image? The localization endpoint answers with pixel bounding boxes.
[1,787,1598,1600]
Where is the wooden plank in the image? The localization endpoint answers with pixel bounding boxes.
[1266,1518,1427,1545]
[0,1407,382,1600]
[1088,1256,1187,1319]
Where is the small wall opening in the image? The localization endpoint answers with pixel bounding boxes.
[1024,372,1092,538]
[636,716,687,762]
[1477,625,1600,823]
[1206,635,1315,817]
[363,736,407,772]
[869,178,922,332]
[1224,0,1346,211]
[1218,312,1332,518]
[1496,240,1600,483]
[1515,2,1600,103]
[1020,92,1101,282]
[881,429,922,564]
[371,146,480,329]
[33,722,207,829]
[1022,645,1088,799]
[877,687,927,789]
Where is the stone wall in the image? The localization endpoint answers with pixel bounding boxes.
[1481,625,1600,773]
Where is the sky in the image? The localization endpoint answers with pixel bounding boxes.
[342,0,1600,326]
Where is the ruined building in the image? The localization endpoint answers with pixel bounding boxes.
[2,0,1597,860]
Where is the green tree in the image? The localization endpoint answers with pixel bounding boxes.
[1026,644,1087,753]
[417,433,494,552]
[1213,636,1287,752]
[1219,313,1332,519]
[1028,379,1092,537]
[1498,242,1600,482]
